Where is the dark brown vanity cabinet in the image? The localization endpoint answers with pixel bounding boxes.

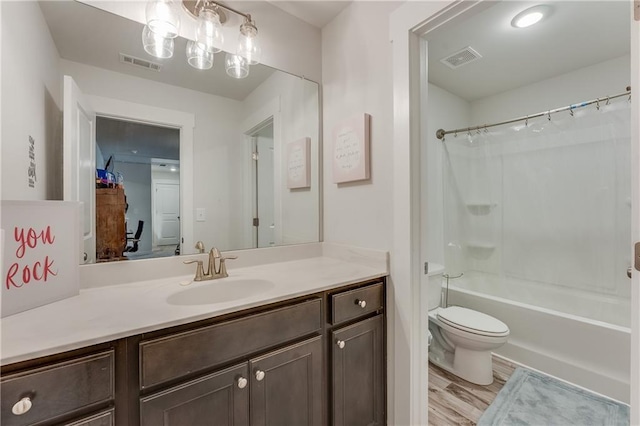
[329,282,386,426]
[0,349,116,426]
[1,278,386,426]
[250,336,323,426]
[140,363,250,426]
[137,298,324,426]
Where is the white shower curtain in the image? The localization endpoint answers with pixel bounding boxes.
[442,98,631,325]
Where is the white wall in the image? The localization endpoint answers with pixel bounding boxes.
[242,71,320,247]
[321,1,401,251]
[60,59,246,251]
[470,55,630,124]
[1,1,62,200]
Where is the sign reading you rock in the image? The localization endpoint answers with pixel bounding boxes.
[1,201,81,317]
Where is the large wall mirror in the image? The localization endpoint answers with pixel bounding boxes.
[1,0,320,264]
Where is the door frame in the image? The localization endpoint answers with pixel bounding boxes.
[63,75,96,264]
[87,95,195,255]
[630,1,639,422]
[390,1,639,425]
[240,97,282,249]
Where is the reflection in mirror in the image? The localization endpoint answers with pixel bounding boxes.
[1,0,320,264]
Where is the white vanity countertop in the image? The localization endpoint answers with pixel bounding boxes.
[1,250,388,366]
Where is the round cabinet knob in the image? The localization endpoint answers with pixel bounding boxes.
[355,299,367,309]
[255,370,265,381]
[12,397,32,416]
[336,340,346,349]
[237,377,248,389]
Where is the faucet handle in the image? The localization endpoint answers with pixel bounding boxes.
[194,241,205,254]
[218,255,237,278]
[184,260,205,281]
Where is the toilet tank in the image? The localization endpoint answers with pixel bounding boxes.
[426,263,445,310]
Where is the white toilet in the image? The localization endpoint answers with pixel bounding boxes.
[426,263,509,385]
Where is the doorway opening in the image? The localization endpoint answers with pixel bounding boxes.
[248,118,275,248]
[95,116,181,260]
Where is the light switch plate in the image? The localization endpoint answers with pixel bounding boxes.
[196,208,206,222]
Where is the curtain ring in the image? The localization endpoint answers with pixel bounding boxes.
[606,96,610,105]
[569,108,574,117]
[596,99,600,110]
[548,111,552,120]
[525,116,529,127]
[454,131,458,138]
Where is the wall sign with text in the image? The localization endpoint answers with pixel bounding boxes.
[332,113,371,184]
[1,201,81,317]
[287,137,311,189]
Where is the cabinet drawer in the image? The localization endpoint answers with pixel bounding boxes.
[65,409,114,426]
[0,351,114,426]
[140,298,322,389]
[331,282,383,325]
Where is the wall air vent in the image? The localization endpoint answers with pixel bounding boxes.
[119,53,162,72]
[440,46,482,69]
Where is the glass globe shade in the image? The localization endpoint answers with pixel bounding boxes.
[196,8,224,54]
[186,40,214,70]
[237,21,261,65]
[225,53,249,79]
[142,25,174,59]
[145,0,180,39]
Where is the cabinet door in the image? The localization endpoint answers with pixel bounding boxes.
[332,315,384,426]
[140,363,249,426]
[250,336,323,426]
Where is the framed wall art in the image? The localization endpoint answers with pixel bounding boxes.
[332,113,371,183]
[286,137,311,189]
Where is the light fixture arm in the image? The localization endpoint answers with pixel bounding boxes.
[194,0,252,22]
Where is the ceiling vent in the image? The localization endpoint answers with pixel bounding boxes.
[119,53,161,72]
[440,46,482,69]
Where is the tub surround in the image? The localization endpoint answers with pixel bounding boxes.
[1,242,388,366]
[449,285,630,404]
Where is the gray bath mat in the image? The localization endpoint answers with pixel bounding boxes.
[477,367,629,426]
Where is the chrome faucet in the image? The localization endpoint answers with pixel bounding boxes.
[184,247,237,281]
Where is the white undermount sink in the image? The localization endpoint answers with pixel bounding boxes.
[167,278,275,306]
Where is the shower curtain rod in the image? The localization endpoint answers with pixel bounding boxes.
[435,86,631,140]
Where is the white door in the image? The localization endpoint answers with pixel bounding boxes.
[256,135,275,248]
[154,182,180,246]
[630,2,639,423]
[63,75,95,264]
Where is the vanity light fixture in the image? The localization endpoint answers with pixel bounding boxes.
[511,5,551,28]
[142,0,260,79]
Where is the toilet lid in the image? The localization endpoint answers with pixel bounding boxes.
[437,306,509,336]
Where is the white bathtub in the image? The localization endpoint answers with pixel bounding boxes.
[445,272,631,403]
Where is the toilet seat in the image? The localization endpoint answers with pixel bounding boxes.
[437,306,509,337]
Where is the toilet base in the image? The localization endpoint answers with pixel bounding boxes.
[429,347,494,385]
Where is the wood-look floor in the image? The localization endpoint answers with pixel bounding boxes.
[428,356,517,425]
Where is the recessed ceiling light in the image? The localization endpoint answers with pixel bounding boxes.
[511,5,551,28]
[170,167,177,172]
